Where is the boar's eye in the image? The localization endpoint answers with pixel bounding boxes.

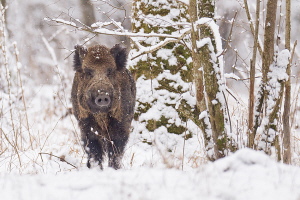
[107,68,114,76]
[84,69,94,79]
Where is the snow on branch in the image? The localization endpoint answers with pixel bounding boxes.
[135,13,190,28]
[45,17,220,60]
[195,17,223,55]
[130,28,191,60]
[45,17,183,39]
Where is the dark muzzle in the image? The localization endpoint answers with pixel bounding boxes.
[95,93,111,107]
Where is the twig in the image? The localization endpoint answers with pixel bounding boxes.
[290,40,298,65]
[64,34,97,60]
[243,0,263,56]
[223,91,232,133]
[13,42,33,150]
[39,152,77,169]
[217,11,238,58]
[0,128,22,167]
[130,28,191,60]
[182,121,188,171]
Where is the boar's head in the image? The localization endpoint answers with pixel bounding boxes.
[73,44,127,115]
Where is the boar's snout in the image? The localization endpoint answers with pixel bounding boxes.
[87,87,113,113]
[95,93,111,107]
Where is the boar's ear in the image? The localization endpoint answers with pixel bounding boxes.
[73,45,87,72]
[110,44,128,70]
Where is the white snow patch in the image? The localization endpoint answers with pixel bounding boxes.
[2,149,300,200]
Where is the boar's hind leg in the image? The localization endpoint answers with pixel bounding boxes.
[108,136,128,169]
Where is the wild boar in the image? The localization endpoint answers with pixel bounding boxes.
[71,44,136,169]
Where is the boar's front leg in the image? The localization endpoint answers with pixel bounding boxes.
[79,117,104,169]
[84,135,104,169]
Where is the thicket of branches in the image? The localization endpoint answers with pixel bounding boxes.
[46,0,299,163]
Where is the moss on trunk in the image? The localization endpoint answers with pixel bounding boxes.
[130,0,200,145]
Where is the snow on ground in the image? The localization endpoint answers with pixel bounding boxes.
[1,149,300,200]
[1,77,300,200]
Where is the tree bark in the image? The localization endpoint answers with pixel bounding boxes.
[190,0,234,160]
[255,0,281,159]
[248,0,260,148]
[262,0,278,83]
[189,0,214,159]
[254,0,278,136]
[283,0,291,164]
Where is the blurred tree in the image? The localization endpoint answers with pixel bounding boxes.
[80,0,96,26]
[0,0,6,25]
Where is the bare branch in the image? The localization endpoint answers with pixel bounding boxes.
[45,17,187,39]
[217,11,238,58]
[243,0,263,56]
[130,28,191,60]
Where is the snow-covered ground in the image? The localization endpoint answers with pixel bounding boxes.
[2,84,299,200]
[2,149,300,200]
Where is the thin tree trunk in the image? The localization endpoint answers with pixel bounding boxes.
[262,0,278,98]
[248,0,260,148]
[189,0,214,160]
[254,0,278,137]
[283,0,291,164]
[243,0,263,56]
[255,0,281,159]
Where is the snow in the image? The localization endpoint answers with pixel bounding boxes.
[45,18,76,27]
[276,49,291,70]
[224,73,241,80]
[2,149,300,200]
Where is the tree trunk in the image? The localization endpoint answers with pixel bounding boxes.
[254,0,282,159]
[262,0,278,84]
[189,0,214,159]
[248,0,260,148]
[190,0,235,160]
[80,0,96,26]
[130,0,200,156]
[283,0,291,164]
[254,0,278,137]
